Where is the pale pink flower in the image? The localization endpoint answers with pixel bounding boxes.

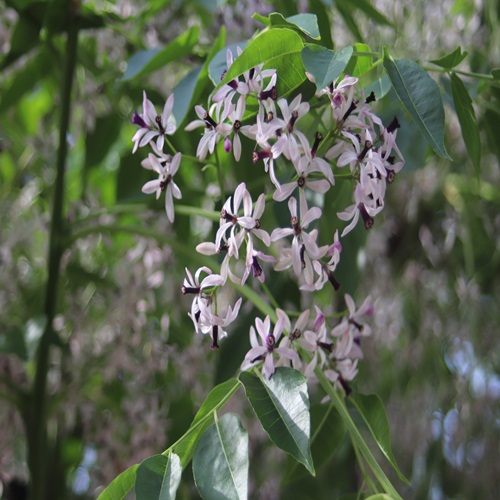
[141,152,182,223]
[132,91,176,153]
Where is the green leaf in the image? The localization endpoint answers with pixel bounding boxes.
[0,326,28,360]
[253,12,320,40]
[334,1,364,42]
[116,152,151,203]
[0,47,53,112]
[351,393,409,484]
[301,45,353,92]
[85,113,122,170]
[450,73,481,173]
[383,49,451,159]
[173,378,241,467]
[239,367,315,475]
[122,26,199,81]
[309,0,333,48]
[491,68,500,80]
[215,28,307,99]
[339,0,394,26]
[175,26,226,124]
[430,46,468,69]
[345,43,374,77]
[135,453,182,499]
[364,73,392,99]
[283,402,345,483]
[192,413,248,500]
[172,66,203,125]
[208,41,248,85]
[0,16,41,70]
[97,464,139,500]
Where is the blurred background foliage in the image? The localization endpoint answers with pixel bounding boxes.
[0,0,499,498]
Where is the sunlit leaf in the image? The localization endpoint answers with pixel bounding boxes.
[450,73,481,173]
[239,368,315,475]
[301,45,353,92]
[135,453,182,499]
[383,48,451,159]
[97,464,139,500]
[173,378,241,467]
[253,12,320,40]
[215,28,307,99]
[430,46,468,69]
[345,43,375,77]
[193,413,248,500]
[122,26,199,81]
[351,392,409,484]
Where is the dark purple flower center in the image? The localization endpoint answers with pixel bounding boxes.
[132,111,148,129]
[266,334,276,351]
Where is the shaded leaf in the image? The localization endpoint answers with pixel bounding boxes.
[334,1,364,42]
[174,26,226,125]
[135,453,182,499]
[450,73,481,173]
[0,16,40,70]
[339,0,394,26]
[122,26,199,81]
[253,12,320,40]
[97,464,139,500]
[116,152,152,203]
[85,113,122,170]
[351,393,409,484]
[430,46,468,69]
[215,29,307,99]
[383,49,451,159]
[491,68,500,80]
[283,402,345,483]
[173,378,241,467]
[239,368,315,475]
[364,73,392,99]
[301,45,353,92]
[0,326,28,361]
[193,413,248,500]
[309,0,334,48]
[0,47,53,112]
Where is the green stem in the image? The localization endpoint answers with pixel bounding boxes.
[233,283,276,321]
[314,368,402,500]
[258,281,280,310]
[163,378,242,457]
[72,203,220,226]
[214,146,225,198]
[28,7,79,500]
[423,65,494,81]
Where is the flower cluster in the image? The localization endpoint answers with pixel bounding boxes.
[241,294,373,389]
[130,46,405,390]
